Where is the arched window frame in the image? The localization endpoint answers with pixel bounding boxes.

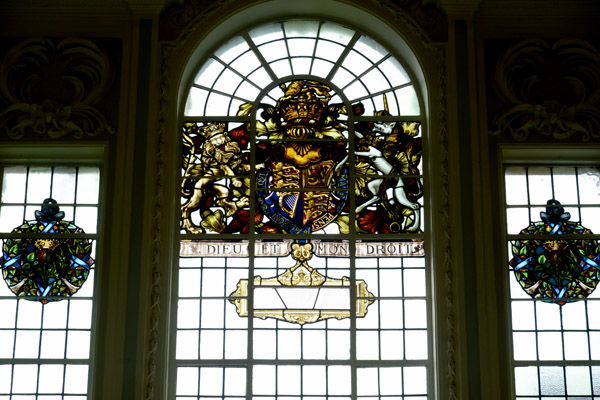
[154,2,451,398]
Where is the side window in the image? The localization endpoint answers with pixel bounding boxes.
[504,162,600,398]
[174,19,431,399]
[0,163,100,397]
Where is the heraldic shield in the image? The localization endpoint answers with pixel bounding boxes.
[255,80,349,234]
[257,160,349,233]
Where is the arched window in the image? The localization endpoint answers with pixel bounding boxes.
[174,18,430,398]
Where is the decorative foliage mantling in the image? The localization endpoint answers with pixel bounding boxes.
[0,37,115,140]
[490,39,600,142]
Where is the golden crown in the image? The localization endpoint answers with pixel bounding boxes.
[277,81,331,122]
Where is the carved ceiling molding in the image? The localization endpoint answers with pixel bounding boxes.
[159,0,447,43]
[159,0,235,42]
[489,38,600,142]
[0,37,115,140]
[374,0,447,42]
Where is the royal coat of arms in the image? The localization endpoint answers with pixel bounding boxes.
[180,79,422,235]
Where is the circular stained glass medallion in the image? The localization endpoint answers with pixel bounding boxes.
[509,199,600,305]
[0,199,94,303]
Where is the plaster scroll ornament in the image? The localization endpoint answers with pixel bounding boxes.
[0,37,115,140]
[490,39,600,142]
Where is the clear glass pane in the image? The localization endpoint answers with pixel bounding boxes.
[0,300,17,328]
[405,330,427,360]
[506,207,530,234]
[566,366,592,395]
[538,332,564,360]
[515,366,539,395]
[540,366,565,395]
[511,301,535,330]
[380,367,403,395]
[249,22,284,45]
[581,206,600,233]
[0,365,12,392]
[578,167,600,204]
[40,331,67,359]
[74,206,98,234]
[505,167,528,205]
[357,368,378,396]
[404,366,427,395]
[1,166,27,203]
[284,20,319,37]
[360,68,389,95]
[379,57,410,87]
[0,205,24,232]
[68,300,93,329]
[290,57,312,75]
[176,330,198,360]
[26,166,52,203]
[355,35,387,62]
[552,167,579,204]
[563,332,589,360]
[277,365,301,395]
[343,51,372,76]
[230,50,262,76]
[527,167,553,205]
[253,365,275,395]
[258,40,288,63]
[318,22,354,45]
[176,367,199,396]
[199,367,223,396]
[536,302,561,330]
[184,87,209,116]
[287,38,315,57]
[66,331,91,359]
[396,85,420,115]
[75,167,100,204]
[194,57,225,87]
[12,364,38,394]
[38,365,64,394]
[224,367,246,396]
[314,40,344,62]
[214,35,250,64]
[269,59,292,78]
[213,68,244,95]
[513,332,537,360]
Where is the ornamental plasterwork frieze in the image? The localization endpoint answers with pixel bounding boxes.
[489,39,600,142]
[0,37,116,140]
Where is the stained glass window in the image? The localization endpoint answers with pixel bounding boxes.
[0,164,99,397]
[504,164,600,398]
[176,19,429,399]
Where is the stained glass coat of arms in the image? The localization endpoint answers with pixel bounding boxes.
[181,79,423,235]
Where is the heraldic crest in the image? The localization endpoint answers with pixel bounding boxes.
[181,79,423,235]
